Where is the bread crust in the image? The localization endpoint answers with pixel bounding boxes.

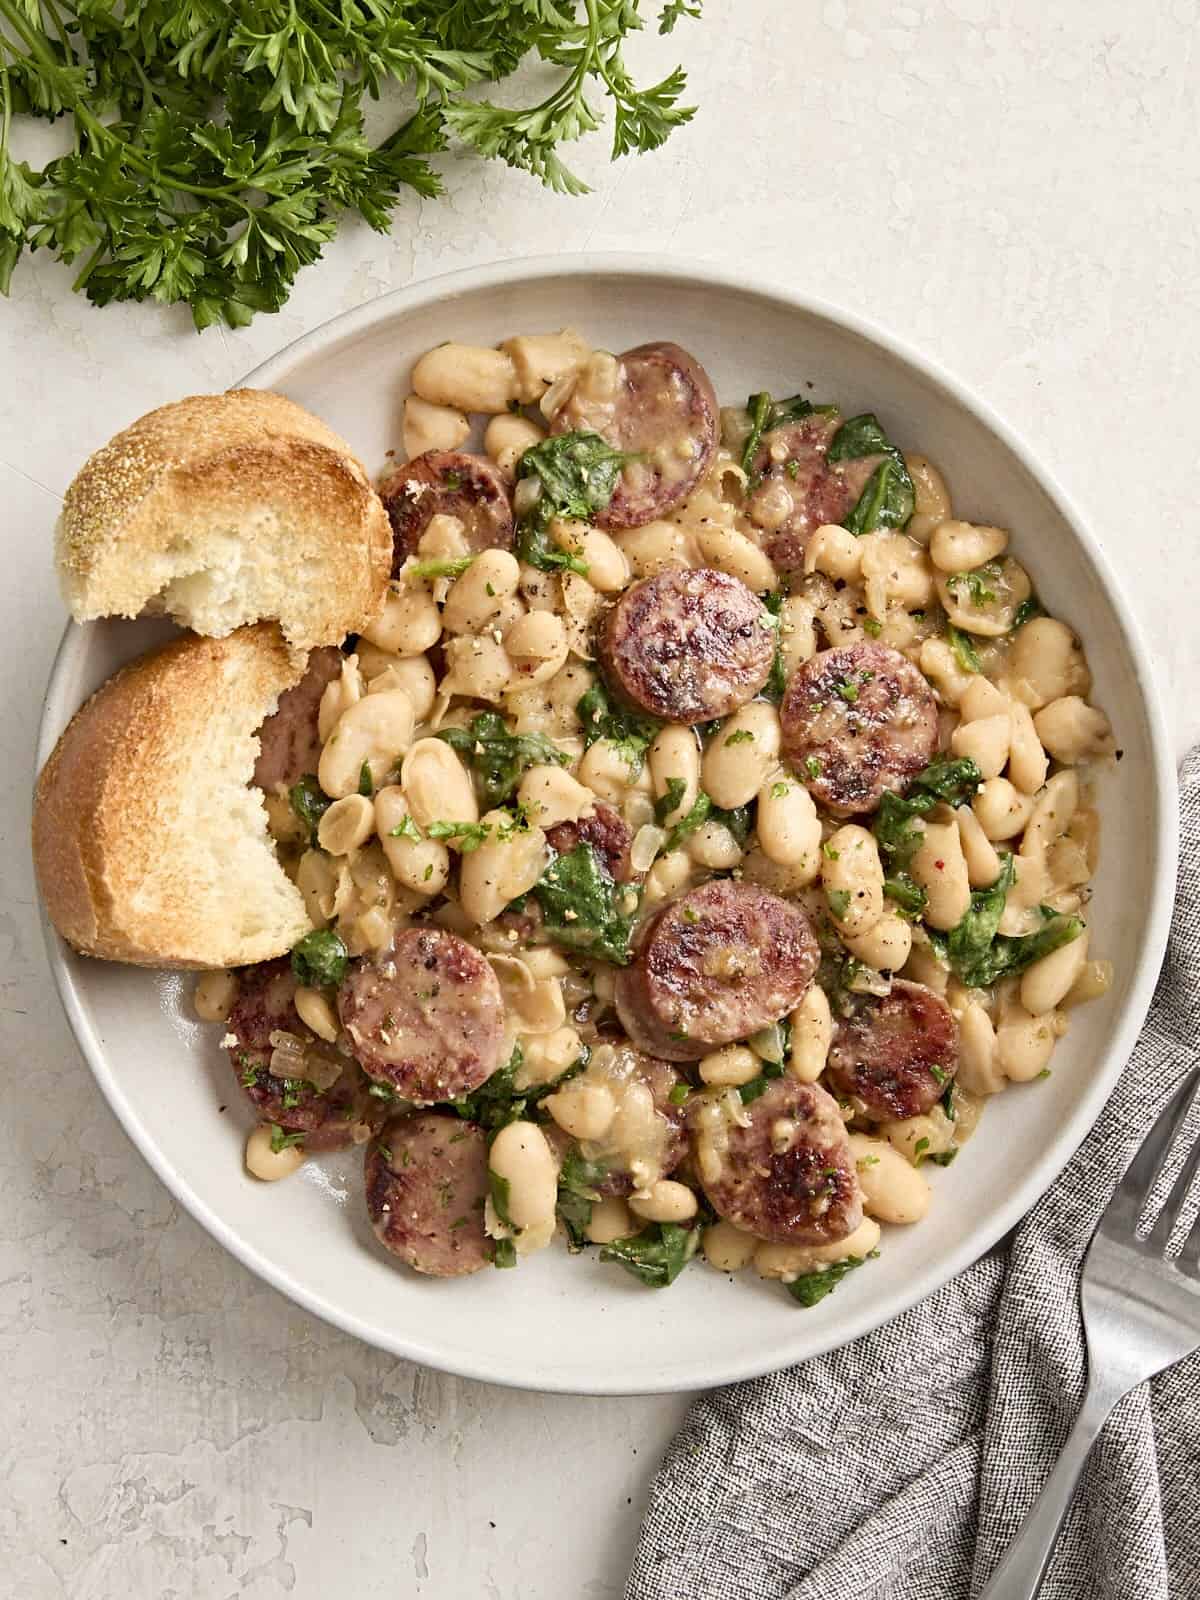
[57,389,391,649]
[34,625,315,968]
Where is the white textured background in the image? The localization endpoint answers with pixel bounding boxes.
[2,3,1197,1595]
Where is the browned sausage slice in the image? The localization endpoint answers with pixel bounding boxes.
[615,880,819,1062]
[365,1114,492,1276]
[699,1077,863,1245]
[545,800,637,884]
[746,413,884,573]
[551,342,718,529]
[226,959,377,1151]
[826,979,959,1121]
[379,450,513,573]
[600,568,774,725]
[338,928,506,1103]
[781,642,939,816]
[252,645,343,793]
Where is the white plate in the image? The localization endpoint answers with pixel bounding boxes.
[37,256,1177,1394]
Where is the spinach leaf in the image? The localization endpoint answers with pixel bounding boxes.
[944,854,1016,977]
[599,1221,699,1288]
[710,801,752,846]
[289,775,330,845]
[654,777,688,825]
[489,1170,515,1229]
[946,623,982,673]
[785,1251,875,1307]
[739,1059,785,1104]
[872,756,983,918]
[556,1146,610,1249]
[740,390,774,474]
[739,392,831,478]
[437,712,568,809]
[290,929,348,988]
[514,431,631,575]
[451,1043,586,1131]
[576,679,661,776]
[532,843,637,965]
[269,1126,307,1155]
[827,413,915,534]
[951,904,1084,987]
[665,791,712,850]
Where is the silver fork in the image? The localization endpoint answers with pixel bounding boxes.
[978,1070,1200,1599]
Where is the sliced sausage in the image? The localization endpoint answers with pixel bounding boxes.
[365,1114,492,1276]
[826,979,959,1121]
[338,927,506,1103]
[545,801,636,884]
[615,880,819,1062]
[699,1076,863,1245]
[226,959,377,1151]
[600,568,774,725]
[551,341,718,529]
[379,450,513,573]
[253,646,343,793]
[781,642,939,816]
[745,412,884,573]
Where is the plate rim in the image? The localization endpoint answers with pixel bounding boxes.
[36,252,1180,1394]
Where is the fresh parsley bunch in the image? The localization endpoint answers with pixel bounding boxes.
[0,0,703,328]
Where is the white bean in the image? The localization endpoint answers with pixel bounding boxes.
[904,454,952,544]
[194,970,237,1023]
[489,1120,558,1230]
[643,849,693,905]
[245,1124,305,1181]
[500,329,590,404]
[586,1196,638,1245]
[1021,931,1089,1015]
[859,530,936,615]
[778,595,818,673]
[317,793,375,855]
[959,676,1009,723]
[442,549,522,635]
[1022,771,1079,857]
[788,985,833,1083]
[616,520,694,577]
[412,342,519,413]
[821,824,884,937]
[910,819,971,930]
[848,1134,931,1224]
[919,636,975,707]
[1033,697,1114,765]
[973,776,1035,841]
[955,804,1003,887]
[317,655,364,742]
[517,1025,583,1087]
[400,738,478,828]
[366,655,436,722]
[754,1217,882,1280]
[629,1180,698,1225]
[695,524,777,592]
[441,635,511,702]
[1007,701,1049,794]
[687,820,743,869]
[484,412,545,478]
[929,520,1008,573]
[699,1045,760,1087]
[702,702,782,808]
[319,691,415,800]
[1009,618,1090,710]
[504,610,569,686]
[545,1080,616,1142]
[294,986,340,1043]
[951,712,1010,780]
[459,810,549,924]
[649,724,702,824]
[402,394,469,458]
[375,786,450,896]
[956,1001,1004,1095]
[996,1009,1057,1081]
[362,579,441,657]
[579,738,641,803]
[756,775,821,874]
[703,1220,758,1272]
[804,523,862,582]
[842,913,912,973]
[517,764,594,828]
[552,520,629,592]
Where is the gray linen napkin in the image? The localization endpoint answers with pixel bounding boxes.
[627,750,1200,1600]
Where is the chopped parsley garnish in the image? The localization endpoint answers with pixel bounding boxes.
[425,819,494,852]
[770,781,790,799]
[725,728,755,745]
[269,1126,306,1155]
[358,761,374,797]
[290,928,349,989]
[945,563,1001,607]
[1013,595,1047,630]
[805,757,822,781]
[862,616,882,638]
[827,888,851,921]
[388,814,423,841]
[409,556,476,580]
[946,623,982,674]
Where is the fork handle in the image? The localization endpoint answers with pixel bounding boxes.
[976,1378,1124,1599]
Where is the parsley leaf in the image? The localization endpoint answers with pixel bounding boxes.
[0,1,705,326]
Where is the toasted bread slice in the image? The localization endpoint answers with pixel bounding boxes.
[56,389,391,651]
[34,625,315,968]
